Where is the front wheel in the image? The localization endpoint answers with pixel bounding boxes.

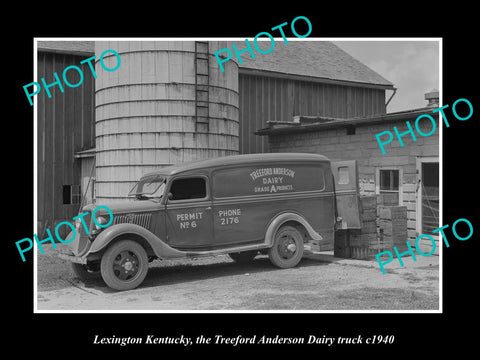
[100,240,149,291]
[268,226,304,268]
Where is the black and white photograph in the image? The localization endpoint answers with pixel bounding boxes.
[6,8,478,356]
[32,38,441,312]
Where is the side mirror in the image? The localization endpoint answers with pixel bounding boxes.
[167,192,173,200]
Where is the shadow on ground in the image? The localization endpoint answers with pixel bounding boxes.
[79,255,334,293]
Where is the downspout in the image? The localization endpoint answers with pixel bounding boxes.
[385,87,397,109]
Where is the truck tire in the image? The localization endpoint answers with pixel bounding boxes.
[72,262,101,281]
[100,240,149,291]
[268,225,304,269]
[228,250,258,263]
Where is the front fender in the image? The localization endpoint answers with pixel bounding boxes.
[265,212,323,246]
[87,223,186,259]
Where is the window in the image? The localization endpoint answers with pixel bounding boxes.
[169,177,207,201]
[346,125,356,135]
[378,169,400,205]
[128,175,165,198]
[337,166,349,185]
[380,169,399,192]
[63,185,81,205]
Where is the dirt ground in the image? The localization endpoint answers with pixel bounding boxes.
[36,244,439,311]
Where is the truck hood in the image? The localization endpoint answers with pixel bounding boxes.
[68,200,162,257]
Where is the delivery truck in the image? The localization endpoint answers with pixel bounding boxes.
[59,153,361,290]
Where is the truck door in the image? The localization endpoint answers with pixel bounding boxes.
[331,160,362,229]
[165,176,214,249]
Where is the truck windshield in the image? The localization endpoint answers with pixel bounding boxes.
[128,175,166,199]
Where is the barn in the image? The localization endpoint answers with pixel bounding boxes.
[35,40,438,248]
[237,40,395,154]
[36,41,96,237]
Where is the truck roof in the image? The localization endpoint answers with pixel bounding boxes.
[143,153,330,177]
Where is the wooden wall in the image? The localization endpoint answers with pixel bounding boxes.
[239,74,386,154]
[37,51,95,235]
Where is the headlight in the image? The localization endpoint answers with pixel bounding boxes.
[94,216,108,230]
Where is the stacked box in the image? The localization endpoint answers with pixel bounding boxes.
[378,205,408,252]
[349,196,379,259]
[350,246,374,260]
[334,230,350,258]
[377,193,399,206]
[334,197,406,260]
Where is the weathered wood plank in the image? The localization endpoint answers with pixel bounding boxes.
[37,52,46,228]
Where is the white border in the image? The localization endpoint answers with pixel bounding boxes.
[33,37,442,314]
[33,39,38,312]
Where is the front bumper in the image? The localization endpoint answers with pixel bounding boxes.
[57,252,87,264]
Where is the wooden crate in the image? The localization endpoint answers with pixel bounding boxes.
[362,208,377,222]
[350,246,376,260]
[349,232,377,247]
[334,230,351,258]
[343,196,381,256]
[378,221,407,236]
[360,196,377,210]
[378,205,408,252]
[378,205,407,220]
[377,193,399,206]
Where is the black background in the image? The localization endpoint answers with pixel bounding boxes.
[5,4,477,356]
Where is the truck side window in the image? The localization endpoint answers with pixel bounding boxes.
[169,177,207,201]
[338,167,349,185]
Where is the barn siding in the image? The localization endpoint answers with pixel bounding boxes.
[37,51,95,235]
[239,74,387,154]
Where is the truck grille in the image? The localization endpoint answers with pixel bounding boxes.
[113,212,152,229]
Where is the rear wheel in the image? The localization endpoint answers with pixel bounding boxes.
[100,240,149,291]
[228,250,258,263]
[268,226,304,268]
[72,262,101,281]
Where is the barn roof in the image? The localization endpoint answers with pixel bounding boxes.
[36,40,394,89]
[37,41,95,56]
[235,40,394,89]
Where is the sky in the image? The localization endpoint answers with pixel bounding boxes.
[332,40,440,113]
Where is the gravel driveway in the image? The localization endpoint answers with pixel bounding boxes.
[36,244,439,311]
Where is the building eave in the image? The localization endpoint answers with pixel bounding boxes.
[239,67,395,91]
[255,107,439,136]
[37,41,95,57]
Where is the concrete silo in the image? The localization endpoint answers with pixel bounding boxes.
[94,41,239,203]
